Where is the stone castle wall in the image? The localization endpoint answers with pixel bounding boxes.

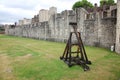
[5,8,119,53]
[115,0,120,53]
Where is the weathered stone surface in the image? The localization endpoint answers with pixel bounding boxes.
[5,6,119,53]
[115,0,120,54]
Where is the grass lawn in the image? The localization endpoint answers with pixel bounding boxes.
[0,34,120,80]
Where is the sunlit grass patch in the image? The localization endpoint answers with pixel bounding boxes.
[0,34,120,80]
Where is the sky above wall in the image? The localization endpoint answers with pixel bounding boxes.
[0,0,117,24]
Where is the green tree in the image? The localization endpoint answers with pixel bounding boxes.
[100,0,115,6]
[100,0,107,6]
[107,0,115,5]
[72,0,93,10]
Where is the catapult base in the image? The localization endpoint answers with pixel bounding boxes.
[60,22,91,71]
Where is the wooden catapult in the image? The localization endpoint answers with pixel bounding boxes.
[60,22,91,71]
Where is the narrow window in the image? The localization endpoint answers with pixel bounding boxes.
[103,11,107,18]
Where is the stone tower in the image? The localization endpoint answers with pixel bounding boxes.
[49,7,57,16]
[115,0,120,54]
[39,9,49,22]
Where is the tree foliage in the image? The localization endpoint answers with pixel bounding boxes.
[100,0,115,6]
[72,0,93,10]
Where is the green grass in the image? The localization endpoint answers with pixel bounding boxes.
[0,34,120,80]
